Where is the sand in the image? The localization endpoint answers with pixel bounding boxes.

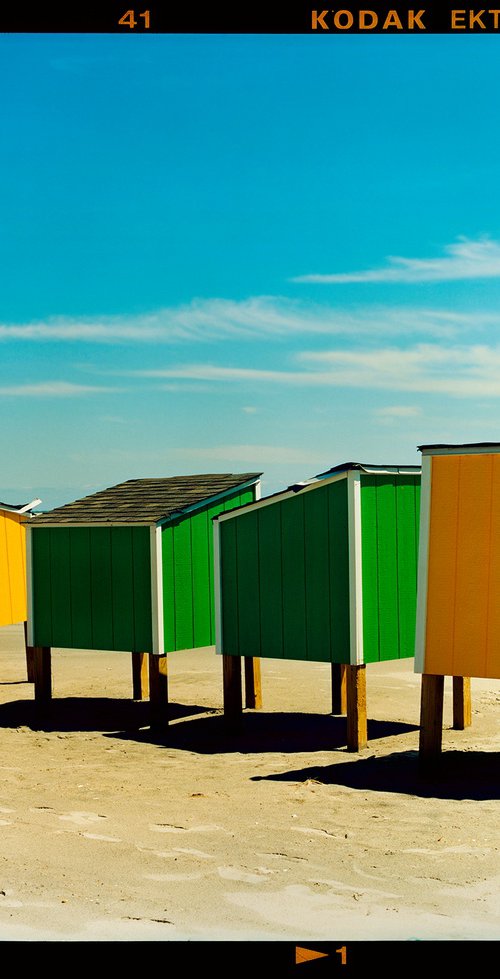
[0,622,499,943]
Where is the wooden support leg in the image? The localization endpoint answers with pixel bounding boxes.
[131,652,149,700]
[452,676,472,730]
[23,621,35,683]
[32,646,52,703]
[244,657,262,710]
[149,654,169,732]
[331,662,347,715]
[346,664,367,751]
[223,654,242,730]
[419,673,444,769]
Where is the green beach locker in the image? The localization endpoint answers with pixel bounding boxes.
[26,472,261,726]
[214,462,421,748]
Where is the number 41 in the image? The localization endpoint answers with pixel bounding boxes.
[118,10,150,28]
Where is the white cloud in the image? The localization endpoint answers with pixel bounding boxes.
[170,444,321,465]
[242,406,258,414]
[292,237,500,284]
[134,343,500,398]
[0,298,497,345]
[0,381,119,397]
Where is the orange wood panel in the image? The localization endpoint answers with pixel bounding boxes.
[485,454,500,678]
[424,455,459,675]
[452,454,492,677]
[424,453,500,679]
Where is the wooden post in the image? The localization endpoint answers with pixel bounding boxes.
[346,664,367,751]
[23,621,35,683]
[131,652,149,700]
[452,676,472,729]
[223,654,242,730]
[419,673,444,769]
[244,657,262,710]
[331,662,347,715]
[149,654,169,732]
[32,646,52,703]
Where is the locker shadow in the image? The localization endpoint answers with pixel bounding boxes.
[107,710,418,753]
[0,697,216,733]
[250,749,500,800]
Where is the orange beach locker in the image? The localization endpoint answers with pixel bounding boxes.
[415,442,500,680]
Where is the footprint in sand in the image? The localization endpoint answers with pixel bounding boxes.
[217,866,273,884]
[59,812,107,826]
[81,833,122,842]
[143,872,205,882]
[150,823,230,835]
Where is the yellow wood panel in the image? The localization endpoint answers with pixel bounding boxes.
[424,453,500,679]
[0,513,12,625]
[0,511,27,627]
[424,455,459,675]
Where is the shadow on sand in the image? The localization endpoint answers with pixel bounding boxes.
[250,748,500,801]
[0,697,214,733]
[105,709,418,754]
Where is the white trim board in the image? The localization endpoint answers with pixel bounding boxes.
[150,526,164,656]
[347,471,364,666]
[419,444,500,457]
[25,525,34,647]
[213,518,223,654]
[214,470,350,524]
[156,478,261,526]
[414,454,432,674]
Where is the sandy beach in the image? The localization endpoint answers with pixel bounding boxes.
[0,622,499,943]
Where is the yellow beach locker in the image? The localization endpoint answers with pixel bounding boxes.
[415,443,500,680]
[0,500,40,628]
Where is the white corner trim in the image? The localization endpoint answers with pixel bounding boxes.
[347,471,363,665]
[26,524,34,646]
[414,455,432,674]
[215,470,349,524]
[150,526,164,655]
[213,517,223,654]
[254,479,262,501]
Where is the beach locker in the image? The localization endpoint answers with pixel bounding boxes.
[415,443,500,681]
[214,462,421,750]
[414,442,500,765]
[215,462,421,666]
[25,473,261,725]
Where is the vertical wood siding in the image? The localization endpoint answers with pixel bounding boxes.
[361,474,420,663]
[31,526,152,651]
[424,453,500,679]
[220,479,350,663]
[162,488,255,652]
[0,511,27,627]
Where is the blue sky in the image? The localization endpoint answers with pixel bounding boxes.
[2,33,500,509]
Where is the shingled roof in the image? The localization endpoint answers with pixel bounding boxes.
[30,474,261,526]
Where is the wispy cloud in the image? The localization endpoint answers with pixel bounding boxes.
[0,381,119,397]
[170,444,321,465]
[131,343,500,398]
[374,405,423,421]
[292,237,500,284]
[0,298,497,345]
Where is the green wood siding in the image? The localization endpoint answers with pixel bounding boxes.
[361,474,420,663]
[162,487,255,652]
[220,478,351,663]
[31,526,153,651]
